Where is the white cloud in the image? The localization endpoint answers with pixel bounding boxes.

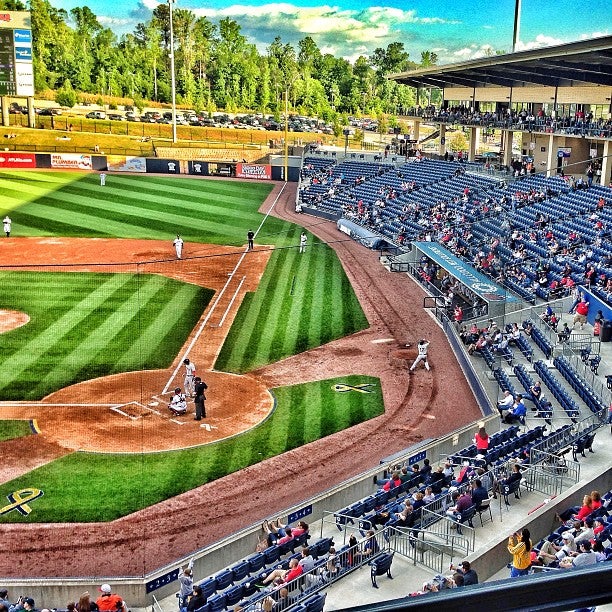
[514,34,564,51]
[98,16,135,27]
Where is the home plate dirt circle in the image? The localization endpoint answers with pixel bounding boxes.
[32,369,274,453]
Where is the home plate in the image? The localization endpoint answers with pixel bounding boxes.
[372,338,394,344]
[200,423,218,431]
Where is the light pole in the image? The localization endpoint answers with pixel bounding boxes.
[168,0,178,143]
[284,88,289,182]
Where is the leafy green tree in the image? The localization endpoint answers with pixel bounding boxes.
[55,79,78,107]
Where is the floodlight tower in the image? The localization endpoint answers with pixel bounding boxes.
[512,0,522,52]
[168,0,178,143]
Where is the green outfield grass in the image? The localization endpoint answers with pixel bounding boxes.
[0,420,32,442]
[0,375,383,523]
[0,271,213,400]
[215,241,368,372]
[0,170,287,246]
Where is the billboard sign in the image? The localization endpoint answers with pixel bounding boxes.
[0,152,35,168]
[0,12,34,96]
[50,153,93,170]
[235,163,272,180]
[106,155,147,173]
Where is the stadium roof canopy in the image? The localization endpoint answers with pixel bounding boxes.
[390,35,612,89]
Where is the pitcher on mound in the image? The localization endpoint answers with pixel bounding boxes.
[409,339,430,372]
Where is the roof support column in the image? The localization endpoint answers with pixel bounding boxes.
[502,131,513,169]
[1,97,9,127]
[439,124,446,157]
[546,132,556,177]
[601,140,611,187]
[468,126,478,162]
[412,119,420,141]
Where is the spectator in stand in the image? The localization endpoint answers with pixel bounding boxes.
[537,531,576,565]
[492,463,523,499]
[557,494,594,523]
[523,380,542,404]
[508,528,532,577]
[449,560,478,585]
[558,322,571,343]
[76,593,98,612]
[0,593,10,611]
[426,466,446,493]
[451,461,475,487]
[559,541,598,568]
[8,599,36,612]
[263,519,308,546]
[473,425,490,453]
[497,390,515,417]
[375,470,402,490]
[419,459,432,482]
[503,394,526,425]
[96,587,127,612]
[573,296,590,329]
[298,546,315,573]
[178,560,195,610]
[184,586,206,612]
[353,530,380,562]
[446,489,473,522]
[260,558,303,587]
[470,479,489,509]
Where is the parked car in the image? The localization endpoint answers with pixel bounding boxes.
[125,111,138,121]
[86,111,106,120]
[108,113,125,121]
[9,103,27,114]
[38,108,62,116]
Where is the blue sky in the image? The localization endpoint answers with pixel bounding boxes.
[52,0,611,63]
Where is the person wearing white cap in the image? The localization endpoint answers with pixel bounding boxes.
[96,585,127,612]
[536,531,576,565]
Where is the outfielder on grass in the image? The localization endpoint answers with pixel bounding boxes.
[409,339,431,372]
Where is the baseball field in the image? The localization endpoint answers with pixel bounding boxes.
[0,170,383,523]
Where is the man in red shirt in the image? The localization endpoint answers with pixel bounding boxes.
[260,558,303,587]
[573,296,590,329]
[96,585,127,612]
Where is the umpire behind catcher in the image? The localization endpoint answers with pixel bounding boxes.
[194,376,208,421]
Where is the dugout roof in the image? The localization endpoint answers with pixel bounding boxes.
[390,35,612,89]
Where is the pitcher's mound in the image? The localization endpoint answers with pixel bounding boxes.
[0,310,30,334]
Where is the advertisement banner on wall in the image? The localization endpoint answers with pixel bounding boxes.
[50,153,93,170]
[145,158,180,174]
[0,152,35,168]
[235,163,271,180]
[188,161,209,175]
[106,155,147,173]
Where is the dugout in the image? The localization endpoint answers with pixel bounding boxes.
[405,241,521,320]
[337,218,388,250]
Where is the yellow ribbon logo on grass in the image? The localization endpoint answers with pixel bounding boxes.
[333,383,374,394]
[0,488,44,516]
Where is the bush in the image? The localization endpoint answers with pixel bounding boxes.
[55,80,78,108]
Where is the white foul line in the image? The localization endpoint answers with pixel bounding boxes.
[162,182,288,394]
[217,275,246,328]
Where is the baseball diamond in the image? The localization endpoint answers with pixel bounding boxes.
[0,173,480,579]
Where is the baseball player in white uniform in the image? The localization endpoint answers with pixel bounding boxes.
[409,339,431,372]
[99,172,106,186]
[3,215,11,237]
[183,358,196,396]
[299,232,307,254]
[173,234,184,259]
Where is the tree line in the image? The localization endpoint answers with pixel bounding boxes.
[2,0,442,119]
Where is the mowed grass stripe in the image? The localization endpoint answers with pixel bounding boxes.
[302,244,327,350]
[0,274,133,392]
[286,240,315,355]
[28,275,170,396]
[215,245,289,371]
[62,181,256,226]
[43,186,254,240]
[113,283,213,371]
[253,243,300,366]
